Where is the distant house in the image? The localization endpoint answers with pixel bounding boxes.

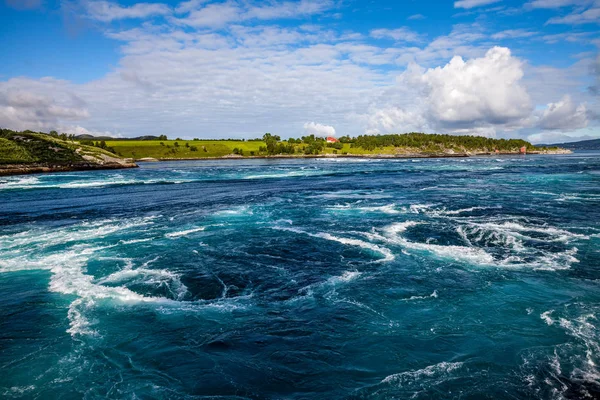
[326,137,338,143]
[520,146,527,154]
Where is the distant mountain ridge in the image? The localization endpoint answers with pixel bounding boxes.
[542,138,600,150]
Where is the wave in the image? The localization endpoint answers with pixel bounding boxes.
[0,217,157,252]
[325,270,362,285]
[0,176,195,191]
[381,361,464,385]
[311,190,392,200]
[165,227,205,238]
[529,308,600,395]
[0,217,246,338]
[379,222,495,265]
[327,203,400,215]
[273,226,394,262]
[403,290,438,301]
[244,170,325,179]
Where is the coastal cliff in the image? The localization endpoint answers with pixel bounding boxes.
[0,130,137,176]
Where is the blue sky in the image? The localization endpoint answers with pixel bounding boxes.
[0,0,598,143]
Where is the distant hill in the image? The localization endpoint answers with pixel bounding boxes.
[0,129,137,175]
[542,138,600,150]
[75,134,161,141]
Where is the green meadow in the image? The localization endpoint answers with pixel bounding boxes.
[105,140,266,159]
[104,140,379,159]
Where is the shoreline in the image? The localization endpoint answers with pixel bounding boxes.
[0,162,138,177]
[137,149,571,162]
[0,150,572,176]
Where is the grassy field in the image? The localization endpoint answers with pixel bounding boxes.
[105,140,266,159]
[105,140,402,159]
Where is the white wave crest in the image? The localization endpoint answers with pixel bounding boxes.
[165,227,205,238]
[382,361,463,385]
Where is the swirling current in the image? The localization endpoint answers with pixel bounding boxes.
[1,154,599,399]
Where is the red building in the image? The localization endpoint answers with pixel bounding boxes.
[326,137,338,143]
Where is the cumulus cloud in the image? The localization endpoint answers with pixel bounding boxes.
[538,95,588,130]
[0,78,89,131]
[454,0,501,9]
[85,1,172,22]
[422,47,531,126]
[303,122,336,137]
[362,47,533,136]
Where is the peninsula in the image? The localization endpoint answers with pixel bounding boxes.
[0,129,137,176]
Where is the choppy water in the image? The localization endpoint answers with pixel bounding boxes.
[1,154,599,399]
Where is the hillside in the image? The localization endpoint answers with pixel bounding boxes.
[0,129,137,176]
[544,138,600,151]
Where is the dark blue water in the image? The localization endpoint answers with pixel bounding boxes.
[1,154,599,399]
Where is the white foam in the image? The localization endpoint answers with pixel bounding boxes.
[382,361,463,384]
[0,217,244,339]
[311,191,392,200]
[541,310,555,325]
[381,222,495,265]
[328,203,400,214]
[326,271,362,285]
[403,290,438,301]
[119,238,153,244]
[165,227,205,238]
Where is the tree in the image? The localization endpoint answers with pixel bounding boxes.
[263,133,281,155]
[158,134,168,141]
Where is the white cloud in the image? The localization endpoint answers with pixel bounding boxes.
[361,47,533,136]
[422,47,531,126]
[362,107,428,135]
[591,53,600,94]
[177,2,241,28]
[525,0,592,9]
[85,1,171,22]
[547,2,600,24]
[370,28,424,43]
[538,95,588,130]
[175,0,336,28]
[492,29,537,39]
[0,78,89,132]
[303,122,336,137]
[175,0,209,14]
[408,14,426,20]
[454,0,501,9]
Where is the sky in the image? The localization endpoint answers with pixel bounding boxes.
[0,0,598,143]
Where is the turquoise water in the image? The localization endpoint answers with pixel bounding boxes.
[1,154,599,399]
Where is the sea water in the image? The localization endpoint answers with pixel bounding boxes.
[0,153,599,399]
